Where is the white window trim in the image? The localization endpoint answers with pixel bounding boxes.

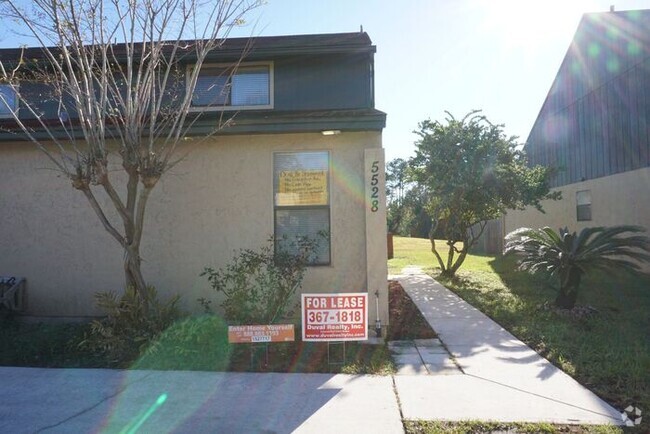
[187,61,274,112]
[0,84,19,119]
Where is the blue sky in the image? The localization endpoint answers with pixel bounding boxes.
[241,0,650,161]
[2,0,649,161]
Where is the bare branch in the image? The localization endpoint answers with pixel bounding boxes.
[80,187,126,249]
[0,0,262,296]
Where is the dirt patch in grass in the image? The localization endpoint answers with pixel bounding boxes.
[387,280,437,340]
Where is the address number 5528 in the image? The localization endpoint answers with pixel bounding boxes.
[370,161,379,212]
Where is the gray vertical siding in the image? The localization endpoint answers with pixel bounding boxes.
[525,10,650,188]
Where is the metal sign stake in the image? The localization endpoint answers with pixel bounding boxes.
[250,343,269,370]
[327,341,346,370]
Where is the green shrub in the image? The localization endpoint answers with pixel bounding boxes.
[81,286,181,365]
[134,315,231,371]
[505,225,650,309]
[201,236,316,325]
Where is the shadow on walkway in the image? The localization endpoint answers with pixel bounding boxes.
[393,268,623,426]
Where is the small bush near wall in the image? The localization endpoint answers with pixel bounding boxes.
[134,315,231,371]
[80,286,182,365]
[201,236,317,325]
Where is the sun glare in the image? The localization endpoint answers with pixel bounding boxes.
[478,0,596,49]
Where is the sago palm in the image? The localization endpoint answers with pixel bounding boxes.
[505,226,650,309]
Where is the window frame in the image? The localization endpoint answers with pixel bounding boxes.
[0,84,19,119]
[273,150,332,266]
[187,61,274,112]
[576,189,592,221]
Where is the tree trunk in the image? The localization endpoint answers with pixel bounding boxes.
[125,246,147,295]
[439,268,454,278]
[555,268,581,309]
[448,247,469,277]
[429,227,447,272]
[445,240,455,272]
[123,182,155,302]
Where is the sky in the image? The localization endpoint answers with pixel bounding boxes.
[2,0,650,162]
[237,0,650,161]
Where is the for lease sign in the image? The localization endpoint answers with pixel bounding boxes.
[301,293,368,341]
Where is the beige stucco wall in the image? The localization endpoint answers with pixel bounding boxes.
[505,167,650,260]
[0,131,386,322]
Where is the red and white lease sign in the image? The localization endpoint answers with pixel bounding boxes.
[301,293,368,342]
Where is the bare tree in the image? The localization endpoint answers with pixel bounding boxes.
[0,0,261,299]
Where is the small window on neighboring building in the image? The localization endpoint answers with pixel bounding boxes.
[273,151,330,265]
[191,63,272,110]
[576,190,592,221]
[0,84,18,118]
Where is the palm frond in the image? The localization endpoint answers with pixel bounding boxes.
[504,224,650,279]
[578,226,649,258]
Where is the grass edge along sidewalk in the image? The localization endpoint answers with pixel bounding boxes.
[389,236,649,433]
[404,420,624,434]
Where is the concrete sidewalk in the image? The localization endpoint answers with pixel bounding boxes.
[389,338,461,376]
[393,268,623,426]
[0,368,402,434]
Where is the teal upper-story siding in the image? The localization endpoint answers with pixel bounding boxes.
[274,53,373,111]
[0,32,385,138]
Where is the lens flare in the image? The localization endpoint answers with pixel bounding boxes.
[118,393,167,434]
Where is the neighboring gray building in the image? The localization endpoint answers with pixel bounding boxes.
[505,9,650,248]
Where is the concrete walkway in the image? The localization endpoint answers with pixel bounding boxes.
[393,268,623,426]
[0,368,402,434]
[389,339,461,376]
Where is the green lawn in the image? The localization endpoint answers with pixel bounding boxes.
[388,236,494,274]
[390,236,650,433]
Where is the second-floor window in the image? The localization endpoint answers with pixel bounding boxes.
[0,84,18,118]
[191,63,272,110]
